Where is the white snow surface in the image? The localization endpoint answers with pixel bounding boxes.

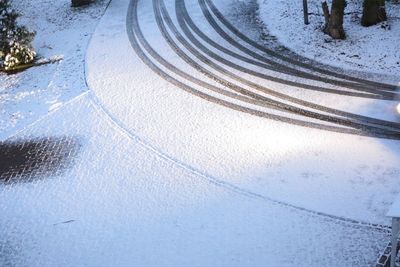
[0,93,389,266]
[87,0,400,225]
[0,0,109,139]
[258,0,400,78]
[1,0,400,266]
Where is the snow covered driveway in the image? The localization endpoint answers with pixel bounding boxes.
[0,93,389,266]
[88,0,400,224]
[1,0,400,266]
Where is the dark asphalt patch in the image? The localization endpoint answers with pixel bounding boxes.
[0,137,81,183]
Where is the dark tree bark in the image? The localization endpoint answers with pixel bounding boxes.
[71,0,93,7]
[322,0,346,40]
[361,0,387,27]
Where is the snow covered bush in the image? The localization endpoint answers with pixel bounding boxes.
[3,41,36,70]
[0,0,36,70]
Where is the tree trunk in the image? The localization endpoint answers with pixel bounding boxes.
[361,0,387,27]
[71,0,93,7]
[322,0,346,40]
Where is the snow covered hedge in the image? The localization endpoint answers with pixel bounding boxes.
[0,0,36,71]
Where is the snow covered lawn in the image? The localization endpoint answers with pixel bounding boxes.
[0,0,109,140]
[258,0,400,79]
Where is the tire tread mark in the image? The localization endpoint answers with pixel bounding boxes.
[202,0,398,91]
[126,0,393,232]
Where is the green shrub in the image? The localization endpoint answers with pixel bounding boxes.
[0,0,36,70]
[4,41,36,70]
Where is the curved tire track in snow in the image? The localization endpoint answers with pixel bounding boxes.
[174,0,400,129]
[128,0,400,139]
[176,0,390,101]
[123,0,394,232]
[128,0,362,136]
[160,0,400,131]
[155,0,397,134]
[201,0,398,92]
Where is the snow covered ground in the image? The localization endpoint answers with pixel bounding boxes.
[88,0,400,224]
[0,93,389,266]
[1,0,400,266]
[258,0,400,78]
[0,0,109,139]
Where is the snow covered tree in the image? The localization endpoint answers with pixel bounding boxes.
[0,0,36,70]
[361,0,387,26]
[322,0,347,39]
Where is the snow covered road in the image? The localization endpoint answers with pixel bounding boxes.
[1,0,400,266]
